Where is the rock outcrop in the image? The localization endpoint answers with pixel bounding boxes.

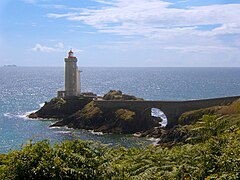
[28,96,92,119]
[51,101,157,133]
[141,98,240,147]
[102,90,144,101]
[28,90,157,134]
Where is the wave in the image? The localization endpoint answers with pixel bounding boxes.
[19,102,46,120]
[3,112,13,118]
[133,132,141,137]
[39,103,45,108]
[147,137,160,146]
[3,103,44,120]
[18,110,36,120]
[49,126,62,129]
[3,110,36,120]
[88,130,104,135]
[53,130,72,134]
[160,120,167,127]
[151,108,167,127]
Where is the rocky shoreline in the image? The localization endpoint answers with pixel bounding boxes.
[28,90,240,146]
[28,90,159,134]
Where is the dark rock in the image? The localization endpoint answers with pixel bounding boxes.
[177,99,240,126]
[103,90,122,100]
[178,106,221,125]
[150,127,163,138]
[157,125,189,145]
[51,102,157,134]
[102,90,143,101]
[28,113,38,119]
[30,90,156,134]
[81,92,97,97]
[28,96,92,119]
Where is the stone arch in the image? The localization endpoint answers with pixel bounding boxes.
[142,107,168,127]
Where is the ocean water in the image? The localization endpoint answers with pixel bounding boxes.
[0,67,240,153]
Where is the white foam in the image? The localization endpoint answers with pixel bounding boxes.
[18,110,36,120]
[151,108,167,127]
[12,102,45,120]
[3,113,13,118]
[147,137,160,146]
[160,119,167,127]
[88,130,104,135]
[39,103,45,108]
[49,126,62,129]
[4,110,37,120]
[54,131,71,134]
[133,132,141,137]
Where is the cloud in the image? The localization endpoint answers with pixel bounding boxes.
[164,45,238,53]
[48,13,77,19]
[32,42,83,55]
[32,42,64,52]
[93,0,115,5]
[47,0,240,39]
[44,0,240,66]
[196,23,240,37]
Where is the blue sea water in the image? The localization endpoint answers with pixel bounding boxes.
[0,67,240,153]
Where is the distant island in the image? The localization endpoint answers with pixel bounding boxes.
[3,64,17,67]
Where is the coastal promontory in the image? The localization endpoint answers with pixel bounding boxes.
[28,90,159,133]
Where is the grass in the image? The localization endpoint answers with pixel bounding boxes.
[115,109,136,121]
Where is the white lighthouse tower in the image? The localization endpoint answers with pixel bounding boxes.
[58,50,81,98]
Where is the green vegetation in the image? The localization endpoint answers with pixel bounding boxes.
[218,99,240,115]
[102,90,144,100]
[28,97,92,119]
[115,109,136,121]
[0,140,106,179]
[51,100,155,133]
[4,100,240,179]
[179,99,240,126]
[78,101,103,119]
[1,113,240,179]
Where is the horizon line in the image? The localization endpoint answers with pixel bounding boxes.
[1,66,240,68]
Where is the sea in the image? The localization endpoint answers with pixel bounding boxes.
[1,67,240,153]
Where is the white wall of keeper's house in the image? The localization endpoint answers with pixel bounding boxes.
[76,69,81,95]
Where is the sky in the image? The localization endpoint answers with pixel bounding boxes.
[0,0,240,67]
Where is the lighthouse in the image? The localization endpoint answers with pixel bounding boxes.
[57,50,81,98]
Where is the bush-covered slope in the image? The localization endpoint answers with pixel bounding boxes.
[1,113,240,179]
[3,99,240,179]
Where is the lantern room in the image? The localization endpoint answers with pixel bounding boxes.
[68,50,75,58]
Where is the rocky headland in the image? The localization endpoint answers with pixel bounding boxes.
[28,90,240,146]
[28,90,159,134]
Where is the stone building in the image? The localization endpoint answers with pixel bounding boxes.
[58,50,81,98]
